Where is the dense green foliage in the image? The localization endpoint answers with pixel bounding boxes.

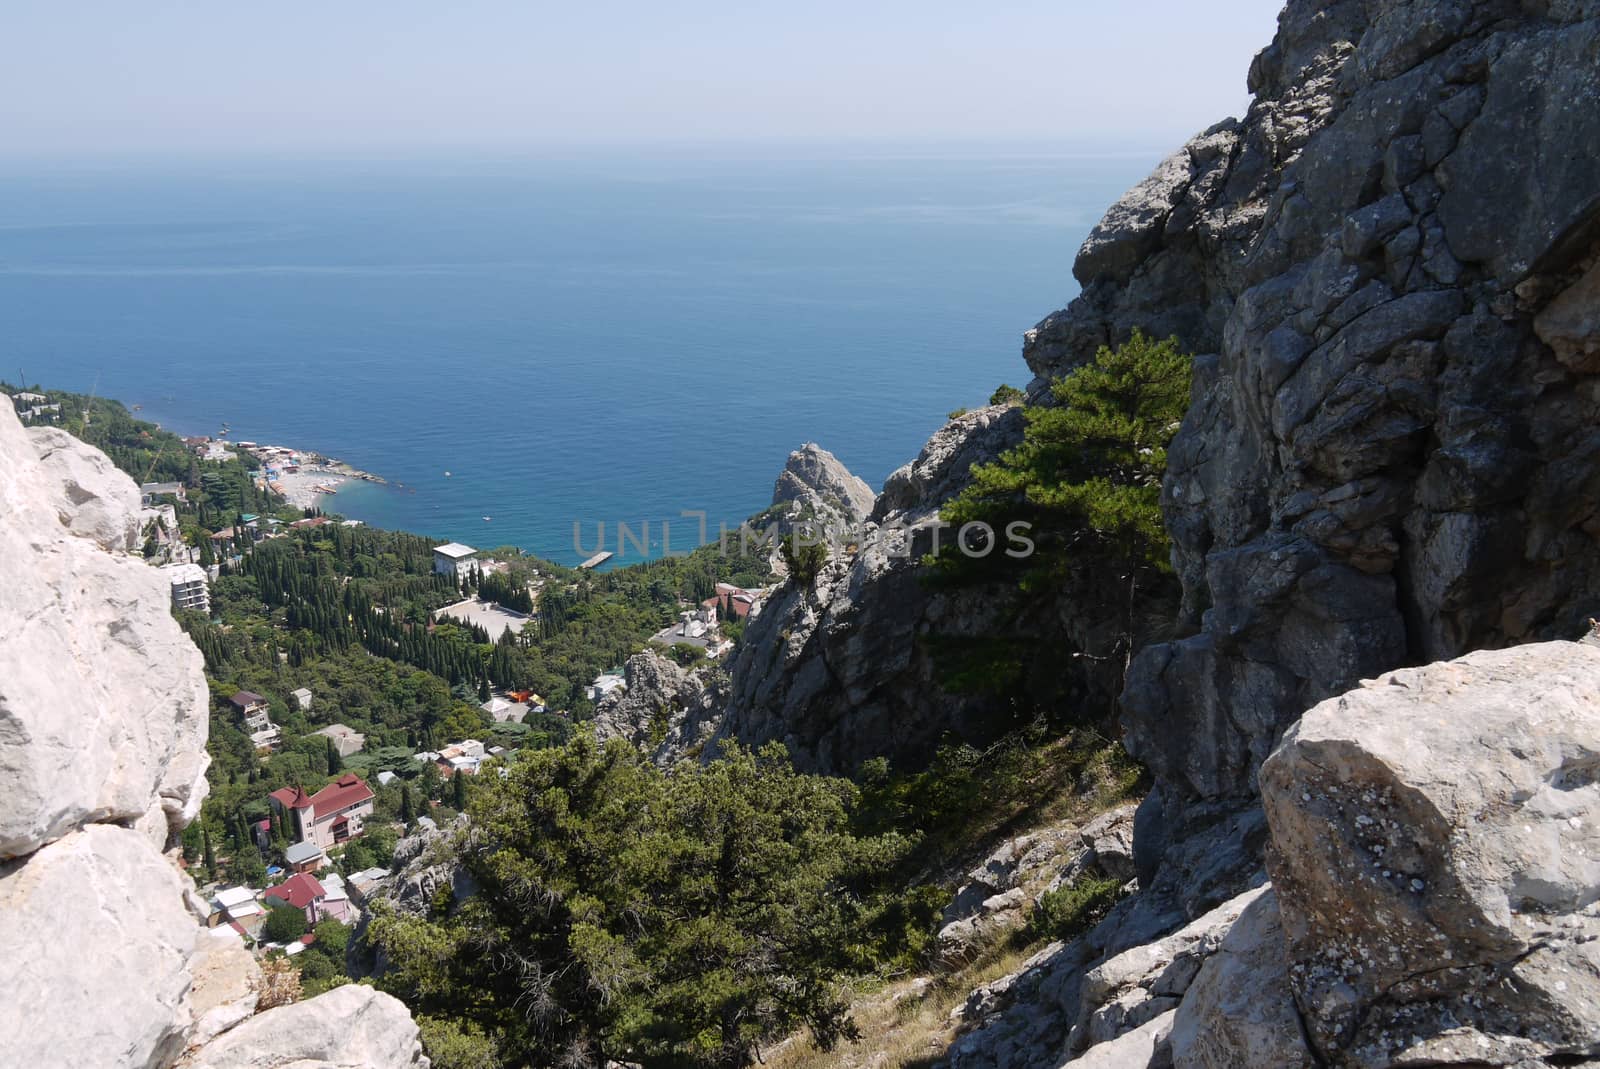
[263,900,309,943]
[934,331,1190,587]
[777,526,829,588]
[923,332,1191,720]
[370,736,915,1068]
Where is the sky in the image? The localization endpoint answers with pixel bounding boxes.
[0,1,1287,160]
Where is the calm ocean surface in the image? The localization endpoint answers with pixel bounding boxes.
[0,149,1155,564]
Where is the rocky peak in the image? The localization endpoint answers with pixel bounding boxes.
[771,441,877,526]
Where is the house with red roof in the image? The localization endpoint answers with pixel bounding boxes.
[261,871,351,925]
[268,773,376,850]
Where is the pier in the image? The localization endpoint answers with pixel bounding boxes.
[578,551,614,570]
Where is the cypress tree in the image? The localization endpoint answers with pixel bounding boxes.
[452,769,467,811]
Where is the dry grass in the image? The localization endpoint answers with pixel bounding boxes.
[764,731,1142,1069]
[763,935,1049,1069]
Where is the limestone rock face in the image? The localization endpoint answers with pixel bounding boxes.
[0,400,428,1069]
[1089,0,1600,813]
[180,985,429,1069]
[1066,883,1272,1059]
[185,928,264,1049]
[0,403,210,858]
[1166,889,1312,1069]
[28,424,144,552]
[1259,641,1600,1066]
[771,441,877,525]
[714,402,1140,775]
[0,824,200,1069]
[590,649,725,764]
[874,404,1027,521]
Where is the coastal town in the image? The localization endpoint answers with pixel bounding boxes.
[7,384,775,981]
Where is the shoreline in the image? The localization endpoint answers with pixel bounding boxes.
[240,442,387,511]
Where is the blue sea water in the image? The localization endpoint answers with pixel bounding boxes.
[0,148,1155,565]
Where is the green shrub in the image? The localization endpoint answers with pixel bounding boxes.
[1025,876,1125,944]
[780,526,830,587]
[988,383,1026,406]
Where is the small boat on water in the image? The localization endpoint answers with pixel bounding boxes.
[444,470,452,477]
[483,516,492,522]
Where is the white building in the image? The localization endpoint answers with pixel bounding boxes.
[432,542,478,579]
[291,687,314,712]
[161,562,211,614]
[585,673,626,702]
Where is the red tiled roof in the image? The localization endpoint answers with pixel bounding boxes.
[269,785,313,810]
[308,773,373,815]
[263,872,324,911]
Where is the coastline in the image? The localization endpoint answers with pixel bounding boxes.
[241,442,386,510]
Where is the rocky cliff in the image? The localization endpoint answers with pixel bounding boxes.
[718,409,1032,773]
[709,1,1600,1064]
[1095,0,1600,817]
[0,402,428,1069]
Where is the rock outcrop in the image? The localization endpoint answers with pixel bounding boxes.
[180,984,426,1069]
[718,391,1166,773]
[718,407,1040,773]
[936,639,1600,1068]
[590,649,726,764]
[897,3,1600,1063]
[0,401,428,1069]
[771,441,878,527]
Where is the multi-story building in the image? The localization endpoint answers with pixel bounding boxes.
[269,773,376,850]
[161,562,210,614]
[432,541,478,579]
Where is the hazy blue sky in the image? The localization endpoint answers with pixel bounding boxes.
[2,1,1286,159]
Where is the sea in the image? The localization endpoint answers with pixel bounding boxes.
[0,146,1158,565]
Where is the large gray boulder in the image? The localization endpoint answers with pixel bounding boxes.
[1260,641,1600,1066]
[28,424,144,552]
[0,824,200,1069]
[0,402,209,859]
[180,984,429,1068]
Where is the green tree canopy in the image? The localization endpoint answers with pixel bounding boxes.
[263,901,308,943]
[369,735,912,1068]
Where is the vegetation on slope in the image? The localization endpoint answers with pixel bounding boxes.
[923,332,1192,725]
